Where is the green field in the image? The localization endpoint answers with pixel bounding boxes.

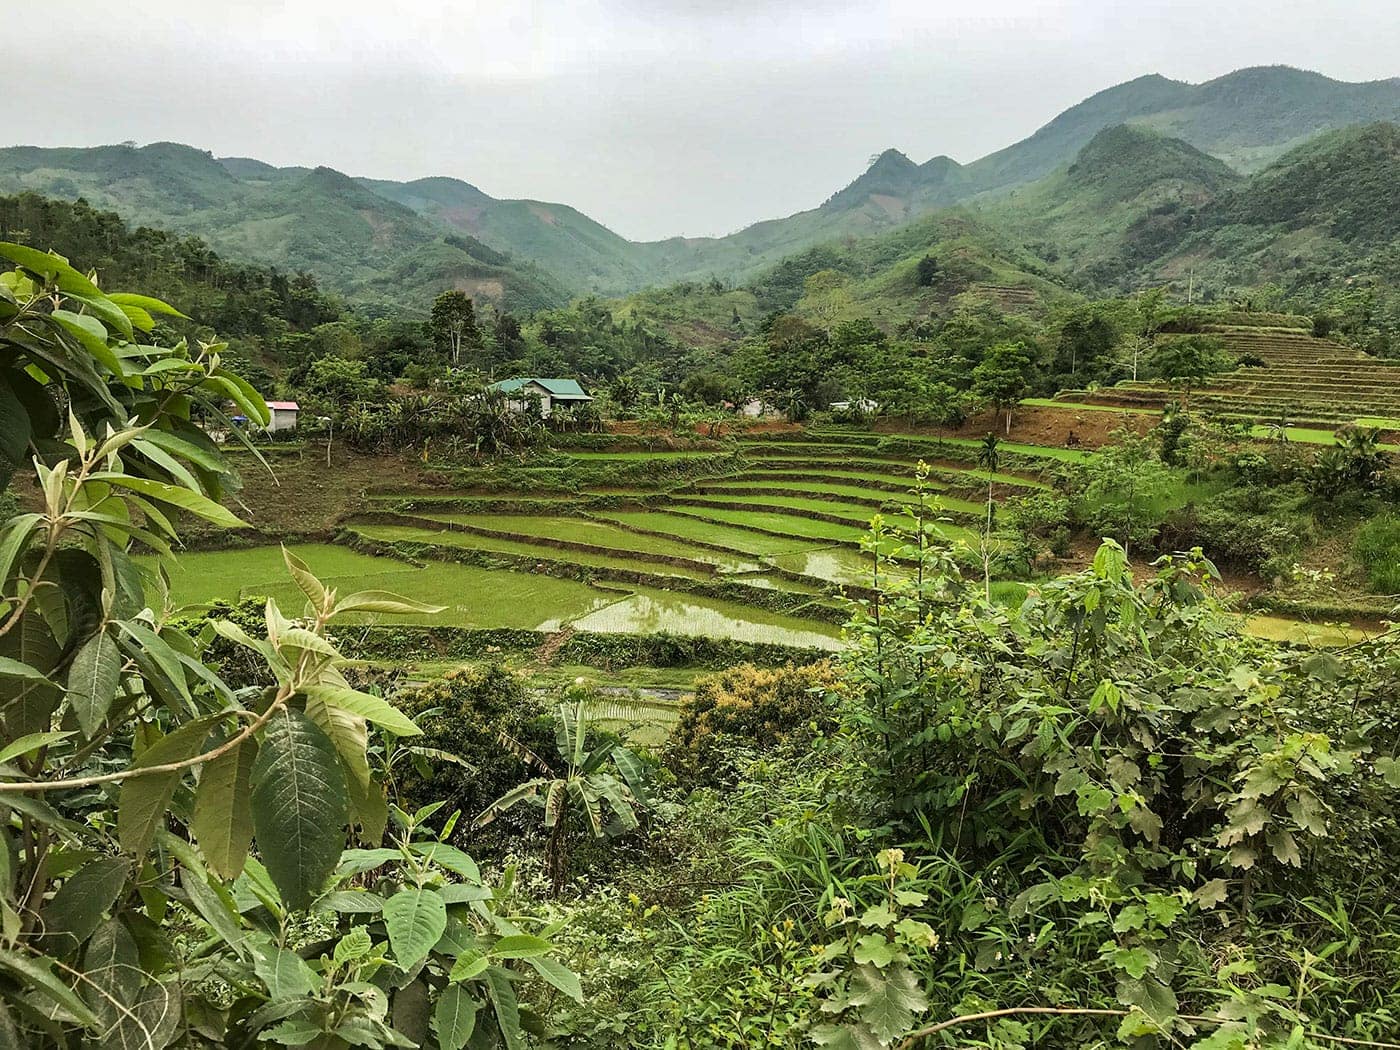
[164,431,1343,656]
[348,522,715,580]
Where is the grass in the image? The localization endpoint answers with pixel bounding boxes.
[670,504,981,548]
[1352,513,1400,594]
[929,436,1094,462]
[596,511,828,556]
[150,543,415,607]
[347,522,715,581]
[668,506,868,543]
[564,450,722,460]
[420,513,764,573]
[1022,397,1155,415]
[150,544,624,629]
[681,492,882,522]
[692,481,988,517]
[1242,614,1371,647]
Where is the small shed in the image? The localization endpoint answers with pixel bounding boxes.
[489,378,593,418]
[266,400,300,432]
[829,398,879,414]
[739,398,780,418]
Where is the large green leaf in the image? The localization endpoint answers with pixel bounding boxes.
[0,513,42,594]
[108,291,189,321]
[66,630,121,738]
[0,242,103,298]
[333,590,446,616]
[253,941,319,1000]
[524,956,583,1003]
[51,309,124,378]
[434,983,479,1050]
[81,918,142,1031]
[118,716,216,855]
[485,967,526,1050]
[42,856,129,957]
[382,887,448,968]
[0,371,30,462]
[282,546,327,610]
[191,737,256,880]
[90,473,246,529]
[490,935,552,960]
[0,948,99,1027]
[846,964,927,1044]
[304,683,421,738]
[250,708,348,908]
[406,842,480,883]
[160,832,254,958]
[0,658,56,686]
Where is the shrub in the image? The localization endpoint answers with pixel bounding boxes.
[397,663,554,844]
[668,661,844,783]
[1354,512,1400,593]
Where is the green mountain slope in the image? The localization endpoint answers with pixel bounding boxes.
[0,143,567,311]
[985,125,1244,287]
[619,66,1400,287]
[1150,122,1400,289]
[360,176,651,295]
[2,66,1396,300]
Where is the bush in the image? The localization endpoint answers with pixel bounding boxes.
[1354,513,1400,593]
[1160,483,1312,574]
[667,661,844,784]
[397,663,554,845]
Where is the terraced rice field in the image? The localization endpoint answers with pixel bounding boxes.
[153,434,1023,650]
[161,433,1351,669]
[1056,326,1400,429]
[331,433,1032,635]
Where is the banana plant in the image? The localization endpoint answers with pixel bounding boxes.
[475,699,648,895]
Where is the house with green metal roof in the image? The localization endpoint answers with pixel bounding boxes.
[488,377,593,418]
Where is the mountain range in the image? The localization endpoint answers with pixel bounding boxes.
[1,65,1398,308]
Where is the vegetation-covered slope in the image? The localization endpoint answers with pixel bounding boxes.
[5,66,1397,299]
[0,143,568,311]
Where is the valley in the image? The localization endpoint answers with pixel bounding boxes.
[6,49,1400,1050]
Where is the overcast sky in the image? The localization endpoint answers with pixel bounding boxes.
[13,1,1400,240]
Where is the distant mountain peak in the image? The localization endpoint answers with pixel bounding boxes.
[1066,124,1241,198]
[868,148,916,171]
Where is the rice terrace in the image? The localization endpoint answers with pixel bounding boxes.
[6,14,1400,1050]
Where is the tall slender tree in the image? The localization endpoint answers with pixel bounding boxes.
[429,289,481,367]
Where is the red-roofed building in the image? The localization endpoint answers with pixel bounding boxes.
[265,400,300,432]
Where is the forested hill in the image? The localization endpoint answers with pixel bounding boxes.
[633,67,1400,287]
[978,120,1400,303]
[2,66,1395,300]
[0,144,568,313]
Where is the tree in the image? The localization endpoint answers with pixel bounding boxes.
[429,289,480,367]
[1080,428,1173,556]
[304,353,377,406]
[802,269,854,337]
[972,342,1036,434]
[976,433,1001,596]
[475,698,648,894]
[915,254,939,287]
[1153,335,1226,408]
[1053,307,1117,379]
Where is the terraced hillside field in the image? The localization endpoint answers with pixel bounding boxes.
[1056,325,1400,428]
[162,433,1057,660]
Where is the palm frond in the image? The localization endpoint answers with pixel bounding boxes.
[497,729,552,775]
[474,778,548,829]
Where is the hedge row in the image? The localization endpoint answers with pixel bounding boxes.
[349,625,832,669]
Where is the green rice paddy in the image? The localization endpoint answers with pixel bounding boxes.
[162,432,1344,657]
[420,513,764,573]
[348,523,715,581]
[596,511,826,556]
